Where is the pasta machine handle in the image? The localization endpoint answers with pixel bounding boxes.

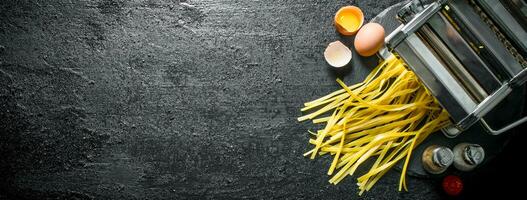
[481,116,527,135]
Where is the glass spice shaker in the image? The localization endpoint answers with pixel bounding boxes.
[453,143,485,171]
[422,145,454,174]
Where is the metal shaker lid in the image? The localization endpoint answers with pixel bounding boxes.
[462,144,485,165]
[432,146,454,167]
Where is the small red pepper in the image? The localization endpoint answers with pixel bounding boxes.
[442,175,463,196]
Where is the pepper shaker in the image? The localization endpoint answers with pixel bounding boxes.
[453,143,485,171]
[422,145,454,174]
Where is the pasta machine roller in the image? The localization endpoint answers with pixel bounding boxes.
[380,0,527,137]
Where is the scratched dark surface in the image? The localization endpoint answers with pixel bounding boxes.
[1,0,526,199]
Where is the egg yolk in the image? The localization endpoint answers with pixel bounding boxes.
[337,14,360,32]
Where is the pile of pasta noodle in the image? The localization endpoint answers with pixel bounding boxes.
[298,55,450,195]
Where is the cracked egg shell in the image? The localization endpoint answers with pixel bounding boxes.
[324,41,352,68]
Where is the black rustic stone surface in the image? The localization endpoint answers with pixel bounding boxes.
[1,0,525,199]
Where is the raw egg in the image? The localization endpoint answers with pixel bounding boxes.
[354,23,385,57]
[334,6,364,35]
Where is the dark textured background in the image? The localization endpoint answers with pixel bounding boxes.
[1,0,526,199]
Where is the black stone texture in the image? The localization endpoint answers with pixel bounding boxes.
[1,0,526,199]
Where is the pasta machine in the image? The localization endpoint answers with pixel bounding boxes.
[380,0,527,137]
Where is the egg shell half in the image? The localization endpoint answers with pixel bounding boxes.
[324,41,352,68]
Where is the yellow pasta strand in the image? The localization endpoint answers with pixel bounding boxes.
[298,55,450,195]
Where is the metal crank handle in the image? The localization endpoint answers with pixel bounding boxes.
[481,116,527,135]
